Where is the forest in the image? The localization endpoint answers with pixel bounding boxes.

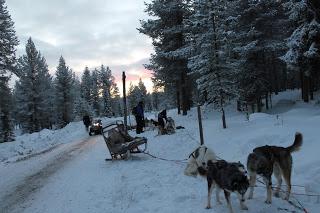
[1,0,319,142]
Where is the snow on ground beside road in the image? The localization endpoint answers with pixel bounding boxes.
[1,89,320,213]
[0,121,90,163]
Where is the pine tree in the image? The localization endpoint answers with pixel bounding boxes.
[0,78,14,142]
[138,78,147,102]
[73,75,94,120]
[0,0,19,142]
[110,82,122,116]
[128,83,138,110]
[81,66,92,105]
[187,0,239,128]
[235,0,290,111]
[91,69,100,116]
[0,0,19,77]
[98,65,113,116]
[283,0,320,102]
[139,0,192,115]
[15,38,53,133]
[54,56,74,128]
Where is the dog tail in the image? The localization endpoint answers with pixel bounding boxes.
[286,132,303,153]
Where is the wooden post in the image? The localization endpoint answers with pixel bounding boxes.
[197,104,204,145]
[122,71,128,133]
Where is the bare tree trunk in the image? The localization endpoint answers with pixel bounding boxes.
[303,74,309,102]
[300,70,304,100]
[257,97,262,112]
[122,72,128,133]
[181,70,187,116]
[265,93,269,110]
[237,100,242,111]
[272,57,279,95]
[310,76,314,100]
[177,90,181,115]
[222,108,226,129]
[176,80,181,114]
[251,103,255,113]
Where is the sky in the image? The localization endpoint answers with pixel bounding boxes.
[6,0,154,92]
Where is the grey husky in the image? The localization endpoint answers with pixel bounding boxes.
[247,132,303,204]
[206,160,249,213]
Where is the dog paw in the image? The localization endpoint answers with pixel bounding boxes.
[241,205,248,210]
[264,200,271,204]
[205,206,211,209]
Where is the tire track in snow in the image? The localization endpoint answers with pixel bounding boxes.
[0,137,97,213]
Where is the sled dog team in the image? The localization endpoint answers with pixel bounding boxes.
[184,132,303,213]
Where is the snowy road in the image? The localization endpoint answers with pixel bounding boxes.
[0,136,97,213]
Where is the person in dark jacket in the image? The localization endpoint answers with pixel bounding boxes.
[135,101,144,134]
[158,109,167,129]
[83,115,91,131]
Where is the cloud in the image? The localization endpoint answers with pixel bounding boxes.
[6,0,154,80]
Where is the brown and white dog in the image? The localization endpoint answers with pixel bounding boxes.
[247,132,303,204]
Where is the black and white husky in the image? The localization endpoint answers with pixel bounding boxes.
[184,146,248,213]
[206,160,249,213]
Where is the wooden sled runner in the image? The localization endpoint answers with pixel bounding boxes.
[102,120,147,160]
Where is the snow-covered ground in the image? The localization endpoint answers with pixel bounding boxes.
[0,90,320,213]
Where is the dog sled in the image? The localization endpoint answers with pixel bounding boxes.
[102,120,147,160]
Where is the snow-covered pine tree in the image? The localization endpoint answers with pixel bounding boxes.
[36,55,54,129]
[15,38,53,133]
[81,66,92,105]
[283,0,320,102]
[138,78,147,102]
[54,56,75,128]
[110,82,122,116]
[234,0,290,111]
[187,0,239,128]
[139,0,192,115]
[128,82,138,111]
[73,75,94,120]
[91,69,100,116]
[73,76,94,120]
[0,78,14,142]
[0,0,19,77]
[98,65,113,116]
[0,0,19,142]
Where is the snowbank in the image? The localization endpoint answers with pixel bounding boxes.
[0,121,89,162]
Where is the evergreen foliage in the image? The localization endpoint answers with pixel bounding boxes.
[0,0,19,77]
[0,0,18,142]
[0,78,14,142]
[54,56,75,128]
[98,65,114,116]
[139,0,192,115]
[15,38,53,133]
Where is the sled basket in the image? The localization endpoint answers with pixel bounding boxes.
[102,120,147,160]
